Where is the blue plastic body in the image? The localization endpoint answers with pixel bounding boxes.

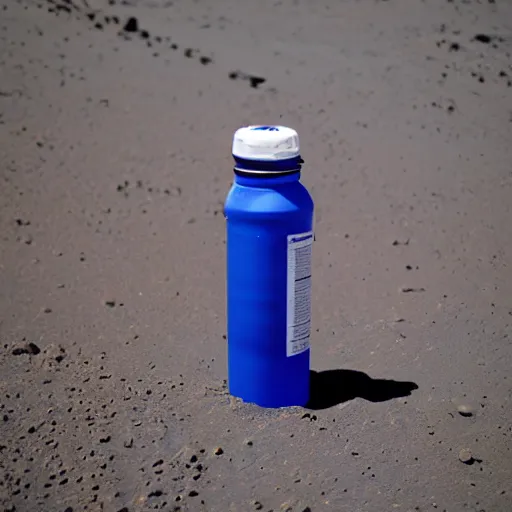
[224,165,314,408]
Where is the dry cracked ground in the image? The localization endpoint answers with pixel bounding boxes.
[1,0,512,511]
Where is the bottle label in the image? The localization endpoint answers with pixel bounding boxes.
[286,231,313,357]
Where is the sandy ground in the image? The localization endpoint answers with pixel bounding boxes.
[1,0,512,511]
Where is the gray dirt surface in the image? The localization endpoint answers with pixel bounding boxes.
[1,0,512,511]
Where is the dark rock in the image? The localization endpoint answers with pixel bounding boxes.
[474,34,492,44]
[248,75,266,88]
[123,17,139,33]
[27,342,41,355]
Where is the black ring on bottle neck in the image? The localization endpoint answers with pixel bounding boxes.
[232,155,303,178]
[233,167,301,178]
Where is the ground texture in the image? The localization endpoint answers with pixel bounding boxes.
[1,0,512,511]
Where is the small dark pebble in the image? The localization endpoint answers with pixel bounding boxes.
[449,42,460,51]
[105,300,116,308]
[112,16,120,24]
[188,490,199,497]
[474,34,492,44]
[86,12,95,21]
[99,436,111,443]
[28,426,36,434]
[184,48,194,58]
[95,23,103,30]
[140,30,150,39]
[123,17,138,33]
[248,75,266,88]
[148,490,163,498]
[64,508,74,512]
[199,56,212,65]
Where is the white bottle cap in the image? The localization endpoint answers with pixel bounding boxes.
[232,125,300,161]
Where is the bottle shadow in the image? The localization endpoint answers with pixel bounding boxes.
[307,369,419,411]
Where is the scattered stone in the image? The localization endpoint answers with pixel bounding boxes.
[459,448,473,464]
[199,56,212,65]
[457,404,474,417]
[213,447,224,456]
[27,342,41,355]
[252,500,263,510]
[123,17,139,33]
[105,300,116,308]
[474,34,492,44]
[124,438,133,448]
[188,490,199,497]
[248,75,266,88]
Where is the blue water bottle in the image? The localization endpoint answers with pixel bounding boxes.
[224,125,314,408]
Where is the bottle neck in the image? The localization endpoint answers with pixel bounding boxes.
[234,172,301,187]
[232,154,303,187]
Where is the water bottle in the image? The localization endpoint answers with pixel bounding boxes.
[224,125,314,408]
